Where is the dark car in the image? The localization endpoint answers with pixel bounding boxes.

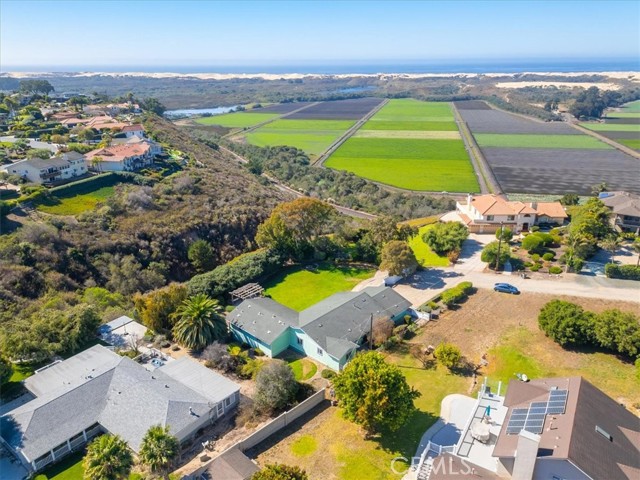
[494,283,520,294]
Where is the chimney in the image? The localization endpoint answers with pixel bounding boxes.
[512,430,540,480]
[467,193,472,206]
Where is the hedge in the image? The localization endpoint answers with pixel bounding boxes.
[440,282,474,307]
[605,264,640,281]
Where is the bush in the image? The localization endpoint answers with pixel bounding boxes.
[524,261,533,268]
[440,288,465,307]
[530,225,540,232]
[605,264,640,281]
[254,361,298,414]
[522,235,543,253]
[533,232,554,246]
[593,309,640,357]
[321,369,336,380]
[434,343,462,370]
[549,266,563,274]
[393,324,408,340]
[458,281,474,294]
[422,222,469,255]
[530,264,541,272]
[542,252,555,261]
[538,300,594,347]
[238,358,263,379]
[481,241,510,269]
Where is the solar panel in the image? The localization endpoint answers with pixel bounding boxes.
[531,402,547,408]
[546,406,565,415]
[506,389,569,435]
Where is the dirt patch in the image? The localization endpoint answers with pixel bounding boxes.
[412,288,640,362]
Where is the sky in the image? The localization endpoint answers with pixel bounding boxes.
[1,0,639,70]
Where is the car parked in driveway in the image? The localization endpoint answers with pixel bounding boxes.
[494,283,520,294]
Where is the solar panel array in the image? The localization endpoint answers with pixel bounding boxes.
[505,389,568,435]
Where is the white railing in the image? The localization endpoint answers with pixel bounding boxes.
[34,453,53,471]
[52,443,70,458]
[85,425,102,439]
[69,435,85,450]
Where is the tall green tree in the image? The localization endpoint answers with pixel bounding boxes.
[134,283,188,334]
[251,464,309,480]
[187,239,216,272]
[538,300,594,347]
[0,356,11,385]
[332,352,420,436]
[172,294,227,349]
[379,240,418,276]
[139,425,180,474]
[480,241,510,270]
[83,434,133,480]
[422,222,469,255]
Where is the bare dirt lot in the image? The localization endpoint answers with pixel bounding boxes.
[418,288,640,361]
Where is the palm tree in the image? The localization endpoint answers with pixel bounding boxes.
[91,155,104,172]
[83,434,133,480]
[139,425,179,475]
[172,294,227,350]
[599,235,621,264]
[633,238,640,267]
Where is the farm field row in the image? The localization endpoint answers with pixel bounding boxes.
[244,119,355,156]
[579,122,640,132]
[195,111,278,128]
[326,99,480,192]
[455,100,638,195]
[582,100,640,152]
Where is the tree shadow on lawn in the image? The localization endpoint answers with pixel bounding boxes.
[457,238,483,262]
[559,343,637,366]
[373,409,439,460]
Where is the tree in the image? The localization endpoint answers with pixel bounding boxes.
[634,238,640,267]
[495,227,513,243]
[83,434,133,480]
[372,317,394,346]
[379,240,418,276]
[591,182,609,196]
[139,425,179,474]
[599,236,620,264]
[593,309,640,358]
[188,239,216,272]
[538,300,594,347]
[251,464,309,480]
[434,343,462,370]
[559,194,580,206]
[141,97,166,115]
[569,86,606,118]
[19,79,54,95]
[26,149,52,160]
[253,360,298,414]
[332,352,420,435]
[567,198,612,259]
[91,156,104,172]
[480,241,510,270]
[422,222,469,256]
[171,294,226,350]
[0,356,11,385]
[133,283,188,334]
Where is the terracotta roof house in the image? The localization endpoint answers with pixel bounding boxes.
[456,194,567,233]
[85,142,154,171]
[228,286,411,371]
[121,124,145,138]
[415,376,640,480]
[599,191,640,233]
[0,345,240,474]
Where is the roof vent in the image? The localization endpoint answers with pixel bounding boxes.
[267,330,271,334]
[595,426,613,442]
[151,376,156,380]
[165,384,169,388]
[318,324,323,327]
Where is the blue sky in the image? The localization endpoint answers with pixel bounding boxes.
[1,0,638,68]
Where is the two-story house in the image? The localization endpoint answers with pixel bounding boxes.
[4,152,87,184]
[456,194,567,233]
[599,191,640,234]
[85,142,155,172]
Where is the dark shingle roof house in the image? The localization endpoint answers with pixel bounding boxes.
[0,345,240,473]
[228,286,411,371]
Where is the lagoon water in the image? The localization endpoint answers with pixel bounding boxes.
[164,106,239,118]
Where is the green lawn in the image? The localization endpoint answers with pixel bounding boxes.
[474,133,612,149]
[35,451,84,480]
[618,138,640,150]
[580,123,640,133]
[605,112,640,118]
[195,111,278,128]
[326,137,479,192]
[36,185,115,215]
[287,358,318,381]
[408,225,449,267]
[1,361,43,401]
[263,263,375,311]
[291,435,318,457]
[243,119,354,156]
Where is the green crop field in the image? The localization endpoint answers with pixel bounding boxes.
[618,139,640,150]
[580,123,640,133]
[244,119,354,156]
[371,99,454,122]
[195,111,278,128]
[475,133,613,149]
[354,130,461,140]
[326,138,478,192]
[361,120,459,131]
[605,112,640,118]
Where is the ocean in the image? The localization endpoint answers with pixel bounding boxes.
[3,58,639,74]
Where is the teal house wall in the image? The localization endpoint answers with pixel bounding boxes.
[230,326,290,358]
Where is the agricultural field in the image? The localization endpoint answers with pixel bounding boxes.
[286,97,384,120]
[580,100,640,152]
[326,99,479,192]
[456,100,640,195]
[263,263,375,311]
[195,111,279,128]
[250,102,315,114]
[244,119,355,156]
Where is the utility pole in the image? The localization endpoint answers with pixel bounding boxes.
[495,222,505,271]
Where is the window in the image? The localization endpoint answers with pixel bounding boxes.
[224,396,231,407]
[216,402,224,416]
[297,337,303,346]
[486,215,494,221]
[317,347,323,356]
[507,215,515,221]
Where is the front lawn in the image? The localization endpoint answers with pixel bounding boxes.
[286,358,318,381]
[263,263,375,311]
[35,451,84,480]
[408,225,449,267]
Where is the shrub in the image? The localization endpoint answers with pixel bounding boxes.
[238,358,263,379]
[534,232,554,246]
[481,241,510,269]
[522,235,543,253]
[434,343,462,370]
[440,288,465,307]
[542,252,555,261]
[548,266,563,274]
[524,261,533,268]
[538,300,594,347]
[531,253,540,262]
[393,324,408,340]
[604,264,640,281]
[593,309,640,357]
[422,222,469,255]
[254,361,298,413]
[530,225,540,232]
[530,264,541,272]
[321,369,336,380]
[458,281,474,294]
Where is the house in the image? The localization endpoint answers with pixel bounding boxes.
[456,194,567,233]
[98,315,147,350]
[85,115,128,132]
[122,124,145,138]
[200,448,260,480]
[599,191,640,234]
[416,376,640,480]
[4,151,86,184]
[85,141,155,171]
[0,345,240,474]
[228,286,411,371]
[60,117,91,128]
[111,136,163,156]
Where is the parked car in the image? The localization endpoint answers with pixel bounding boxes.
[494,283,520,294]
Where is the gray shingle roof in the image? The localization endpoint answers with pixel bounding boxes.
[0,346,240,461]
[227,298,298,345]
